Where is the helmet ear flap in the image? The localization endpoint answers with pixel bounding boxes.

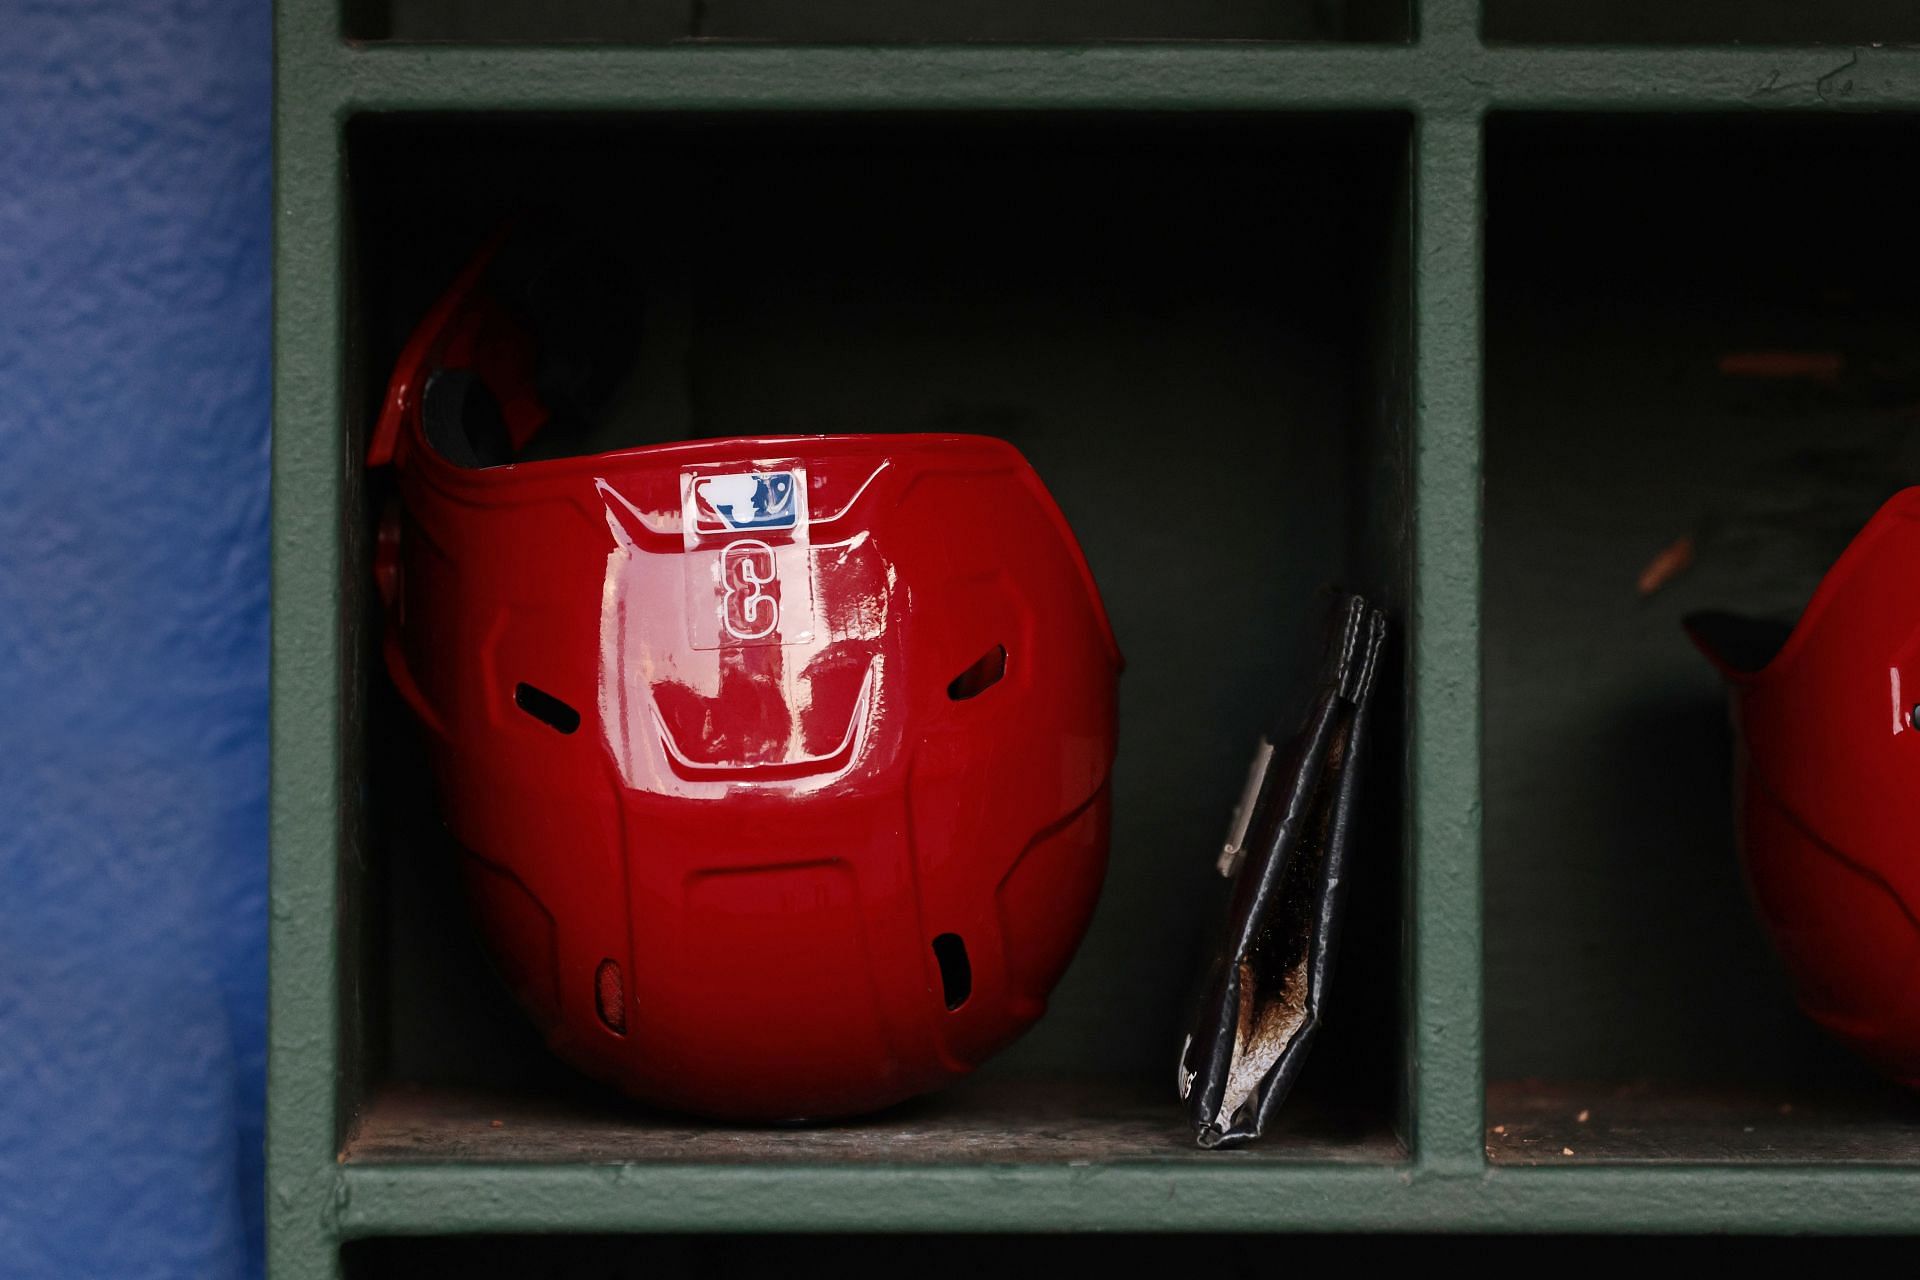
[1684,610,1794,679]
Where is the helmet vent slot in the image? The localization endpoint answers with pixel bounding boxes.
[594,959,627,1035]
[514,682,581,735]
[932,933,972,1010]
[946,644,1007,701]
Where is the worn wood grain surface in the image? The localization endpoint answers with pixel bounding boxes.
[344,1075,1401,1165]
[1487,1080,1920,1165]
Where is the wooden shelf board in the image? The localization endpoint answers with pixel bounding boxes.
[344,1074,1404,1166]
[1488,1080,1920,1165]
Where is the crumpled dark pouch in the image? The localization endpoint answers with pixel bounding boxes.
[1179,594,1387,1149]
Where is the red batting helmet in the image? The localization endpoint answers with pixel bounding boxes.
[367,231,1121,1120]
[1689,487,1920,1087]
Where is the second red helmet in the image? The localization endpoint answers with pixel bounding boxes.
[1689,487,1920,1088]
[368,232,1121,1120]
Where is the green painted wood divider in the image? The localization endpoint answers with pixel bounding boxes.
[271,1,1920,1274]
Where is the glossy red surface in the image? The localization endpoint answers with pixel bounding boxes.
[1691,488,1920,1087]
[371,258,1120,1121]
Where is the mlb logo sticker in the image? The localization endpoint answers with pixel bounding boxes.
[691,471,799,535]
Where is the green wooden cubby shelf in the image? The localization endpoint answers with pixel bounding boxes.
[272,2,1920,1275]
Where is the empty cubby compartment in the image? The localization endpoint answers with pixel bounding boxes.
[340,1234,1909,1277]
[1484,0,1920,45]
[337,113,1415,1165]
[344,0,1411,44]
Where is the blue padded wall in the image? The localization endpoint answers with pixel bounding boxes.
[0,2,271,1276]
